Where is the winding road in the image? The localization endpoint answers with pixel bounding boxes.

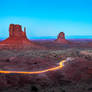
[0,60,66,74]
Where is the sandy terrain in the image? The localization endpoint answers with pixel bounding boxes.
[0,39,92,92]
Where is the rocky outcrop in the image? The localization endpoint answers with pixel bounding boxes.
[0,24,39,49]
[0,24,31,45]
[55,32,68,44]
[9,24,26,38]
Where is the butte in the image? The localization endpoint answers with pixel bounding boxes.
[55,32,69,44]
[0,24,42,49]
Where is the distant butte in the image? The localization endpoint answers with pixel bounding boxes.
[55,32,69,44]
[0,24,40,49]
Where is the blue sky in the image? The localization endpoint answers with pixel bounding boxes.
[0,0,92,39]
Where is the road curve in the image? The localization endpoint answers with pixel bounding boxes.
[0,60,66,74]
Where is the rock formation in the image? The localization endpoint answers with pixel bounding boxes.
[9,24,26,38]
[0,24,35,49]
[55,32,68,44]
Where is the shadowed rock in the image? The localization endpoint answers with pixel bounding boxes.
[0,24,44,49]
[55,32,68,44]
[0,24,31,45]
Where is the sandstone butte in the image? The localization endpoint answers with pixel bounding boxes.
[0,24,36,49]
[55,32,69,44]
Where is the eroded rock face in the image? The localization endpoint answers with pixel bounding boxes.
[57,32,65,39]
[0,24,35,49]
[9,24,26,38]
[55,32,68,44]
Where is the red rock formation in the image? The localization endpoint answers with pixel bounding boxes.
[9,24,26,38]
[0,24,35,49]
[0,24,31,44]
[55,32,68,44]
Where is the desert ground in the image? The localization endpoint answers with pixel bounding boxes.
[0,39,92,92]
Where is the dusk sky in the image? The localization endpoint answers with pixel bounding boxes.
[0,0,92,39]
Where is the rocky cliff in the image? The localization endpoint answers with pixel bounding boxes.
[9,24,26,38]
[0,24,36,49]
[55,32,68,44]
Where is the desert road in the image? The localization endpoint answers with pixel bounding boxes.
[0,60,66,74]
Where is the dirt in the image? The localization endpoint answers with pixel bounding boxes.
[0,39,92,92]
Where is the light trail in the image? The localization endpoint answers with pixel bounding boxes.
[0,60,66,74]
